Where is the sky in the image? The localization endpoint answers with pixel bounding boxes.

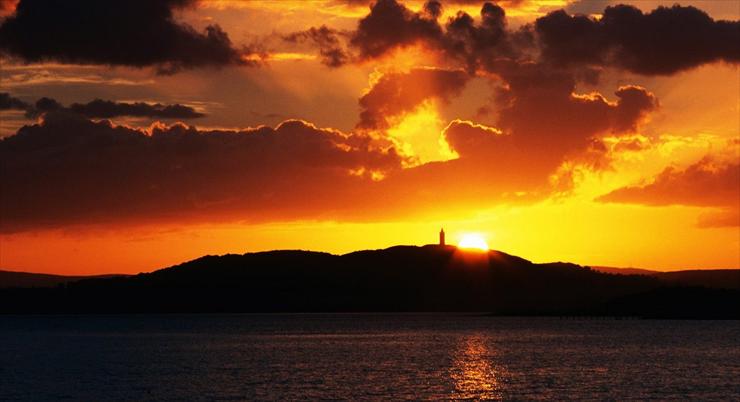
[0,0,738,275]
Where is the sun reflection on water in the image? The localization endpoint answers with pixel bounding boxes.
[449,333,502,399]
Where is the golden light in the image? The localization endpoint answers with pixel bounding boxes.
[458,233,489,251]
[386,101,458,166]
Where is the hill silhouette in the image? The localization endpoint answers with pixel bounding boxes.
[591,266,740,289]
[1,245,738,318]
[591,266,659,275]
[0,270,127,288]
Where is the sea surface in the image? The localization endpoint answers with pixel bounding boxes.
[1,314,739,400]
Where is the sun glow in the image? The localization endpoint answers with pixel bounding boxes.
[458,233,489,251]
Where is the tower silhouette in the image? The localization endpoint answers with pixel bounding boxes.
[439,228,445,246]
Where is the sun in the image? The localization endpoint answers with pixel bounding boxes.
[458,233,489,251]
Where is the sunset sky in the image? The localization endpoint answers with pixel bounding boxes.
[1,0,738,275]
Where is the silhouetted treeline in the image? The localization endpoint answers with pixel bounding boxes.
[1,246,738,318]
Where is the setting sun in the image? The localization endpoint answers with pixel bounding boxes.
[458,233,489,251]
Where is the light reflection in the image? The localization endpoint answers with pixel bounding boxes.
[449,333,502,399]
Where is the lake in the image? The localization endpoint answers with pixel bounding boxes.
[1,314,739,400]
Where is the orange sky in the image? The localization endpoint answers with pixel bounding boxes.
[0,0,738,275]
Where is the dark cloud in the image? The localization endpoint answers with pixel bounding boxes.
[441,120,529,175]
[422,77,658,197]
[352,61,657,207]
[438,120,549,192]
[337,1,738,77]
[283,26,351,68]
[337,1,662,183]
[442,1,518,72]
[350,0,444,60]
[357,67,470,130]
[0,111,542,233]
[352,16,658,193]
[0,75,661,233]
[598,155,740,228]
[22,97,205,120]
[597,157,740,208]
[0,87,659,233]
[0,112,402,232]
[443,119,505,158]
[424,0,443,19]
[610,86,659,131]
[0,0,253,73]
[285,3,677,212]
[535,4,740,75]
[69,99,203,119]
[29,97,62,116]
[492,61,658,174]
[439,83,656,181]
[0,92,30,111]
[346,0,518,71]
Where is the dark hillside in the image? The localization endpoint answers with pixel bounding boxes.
[1,246,736,317]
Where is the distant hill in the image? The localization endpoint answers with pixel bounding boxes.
[1,246,737,318]
[590,266,740,289]
[654,270,740,289]
[591,266,658,275]
[0,270,127,288]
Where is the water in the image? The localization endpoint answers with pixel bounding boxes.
[1,314,739,400]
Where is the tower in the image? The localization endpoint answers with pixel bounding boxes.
[439,228,445,246]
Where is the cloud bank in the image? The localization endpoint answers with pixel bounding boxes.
[0,92,29,111]
[0,112,402,232]
[301,0,739,77]
[31,98,205,119]
[0,0,254,73]
[357,67,470,130]
[598,156,740,227]
[535,4,740,75]
[1,93,205,120]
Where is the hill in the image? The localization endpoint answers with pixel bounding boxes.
[590,266,739,289]
[591,266,659,275]
[1,246,737,317]
[0,270,127,288]
[654,270,740,289]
